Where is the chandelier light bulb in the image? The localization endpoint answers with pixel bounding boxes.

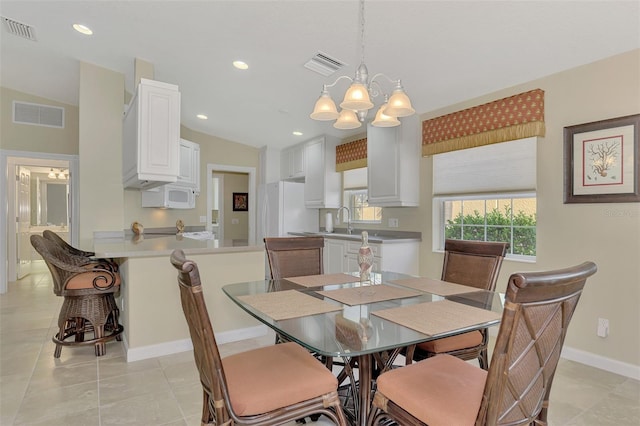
[333,109,362,129]
[310,88,339,120]
[383,83,415,117]
[372,103,400,127]
[340,83,374,111]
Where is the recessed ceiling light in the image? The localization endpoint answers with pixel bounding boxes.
[196,114,208,120]
[73,24,93,35]
[293,131,303,136]
[233,61,249,70]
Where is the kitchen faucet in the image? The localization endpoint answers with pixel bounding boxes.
[337,206,353,234]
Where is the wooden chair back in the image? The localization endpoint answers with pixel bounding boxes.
[477,261,597,424]
[264,236,324,280]
[442,239,509,291]
[170,249,232,425]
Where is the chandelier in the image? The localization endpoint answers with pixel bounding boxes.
[310,0,415,129]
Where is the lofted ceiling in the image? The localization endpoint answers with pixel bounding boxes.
[1,1,638,151]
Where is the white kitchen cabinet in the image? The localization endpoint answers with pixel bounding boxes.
[304,135,341,208]
[123,78,181,190]
[367,114,420,206]
[324,238,347,274]
[175,139,200,194]
[280,143,305,181]
[323,237,419,275]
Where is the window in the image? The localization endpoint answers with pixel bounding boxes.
[345,189,382,223]
[433,137,537,260]
[343,168,381,224]
[440,194,536,258]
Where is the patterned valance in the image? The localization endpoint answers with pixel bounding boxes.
[336,138,367,172]
[422,89,545,156]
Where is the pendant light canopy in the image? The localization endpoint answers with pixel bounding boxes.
[310,0,415,128]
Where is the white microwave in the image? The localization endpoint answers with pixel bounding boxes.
[141,184,196,209]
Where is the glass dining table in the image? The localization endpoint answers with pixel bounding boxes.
[222,271,504,426]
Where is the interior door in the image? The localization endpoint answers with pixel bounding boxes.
[17,166,31,279]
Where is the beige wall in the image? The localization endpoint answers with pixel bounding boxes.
[122,250,263,350]
[78,62,125,248]
[0,87,79,154]
[412,49,639,367]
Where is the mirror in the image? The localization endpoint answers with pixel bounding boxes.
[31,176,69,226]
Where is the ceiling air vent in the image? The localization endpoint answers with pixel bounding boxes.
[2,16,37,41]
[13,101,64,128]
[304,51,346,76]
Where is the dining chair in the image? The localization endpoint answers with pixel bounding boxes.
[263,236,324,280]
[170,249,348,426]
[30,234,123,357]
[368,261,597,426]
[405,239,508,368]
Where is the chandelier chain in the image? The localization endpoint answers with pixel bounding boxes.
[359,0,365,66]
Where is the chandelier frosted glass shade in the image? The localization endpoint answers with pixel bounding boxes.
[310,89,340,120]
[48,168,56,179]
[383,85,415,117]
[372,103,401,127]
[340,83,374,111]
[334,109,362,129]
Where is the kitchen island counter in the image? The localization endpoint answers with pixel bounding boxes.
[93,234,265,362]
[93,233,262,258]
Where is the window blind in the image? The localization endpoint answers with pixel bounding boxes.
[433,137,536,195]
[343,167,368,189]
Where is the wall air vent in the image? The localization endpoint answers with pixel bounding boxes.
[1,16,37,41]
[13,101,64,128]
[304,51,346,76]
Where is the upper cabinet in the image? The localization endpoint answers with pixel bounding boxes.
[367,115,420,207]
[175,139,200,194]
[280,142,305,181]
[304,135,341,208]
[122,78,181,190]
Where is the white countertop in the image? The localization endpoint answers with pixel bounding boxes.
[93,234,263,258]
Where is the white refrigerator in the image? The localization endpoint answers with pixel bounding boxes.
[257,181,319,240]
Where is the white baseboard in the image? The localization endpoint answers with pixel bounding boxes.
[488,328,639,380]
[124,325,270,362]
[561,345,640,380]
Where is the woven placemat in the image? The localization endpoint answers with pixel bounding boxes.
[316,284,422,306]
[238,290,341,321]
[285,273,358,288]
[389,277,477,296]
[372,299,501,336]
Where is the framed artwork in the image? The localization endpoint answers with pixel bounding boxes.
[232,192,248,211]
[564,114,639,203]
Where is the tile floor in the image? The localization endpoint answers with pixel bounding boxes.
[1,262,638,425]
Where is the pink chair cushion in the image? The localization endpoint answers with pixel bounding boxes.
[222,342,338,416]
[417,330,483,353]
[376,354,487,426]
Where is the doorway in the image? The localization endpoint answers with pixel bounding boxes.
[206,164,256,245]
[1,150,79,293]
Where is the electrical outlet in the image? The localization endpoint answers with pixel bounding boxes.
[597,318,609,338]
[388,218,399,228]
[199,216,207,223]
